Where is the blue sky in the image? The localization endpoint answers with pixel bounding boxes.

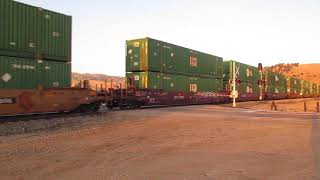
[17,0,320,76]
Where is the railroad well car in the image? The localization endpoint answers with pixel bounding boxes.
[125,37,227,106]
[1,0,320,116]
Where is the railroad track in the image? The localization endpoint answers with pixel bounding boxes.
[0,111,107,124]
[0,101,235,123]
[0,109,110,136]
[0,104,205,123]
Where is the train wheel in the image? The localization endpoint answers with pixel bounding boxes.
[119,105,127,110]
[129,101,141,109]
[107,105,114,110]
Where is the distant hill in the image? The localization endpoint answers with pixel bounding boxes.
[72,63,320,89]
[72,73,125,89]
[266,63,320,83]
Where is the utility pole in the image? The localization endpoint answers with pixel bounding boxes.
[232,61,237,108]
[258,63,263,102]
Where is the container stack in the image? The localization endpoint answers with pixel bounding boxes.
[264,71,287,95]
[287,77,301,95]
[223,60,260,98]
[311,83,318,96]
[0,0,72,89]
[125,37,223,93]
[302,80,311,96]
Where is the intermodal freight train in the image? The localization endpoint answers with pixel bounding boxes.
[124,37,319,107]
[0,0,319,116]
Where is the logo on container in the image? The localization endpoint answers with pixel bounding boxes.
[1,73,12,82]
[189,57,198,67]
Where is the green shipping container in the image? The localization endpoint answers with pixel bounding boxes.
[265,71,286,87]
[311,83,317,95]
[126,71,223,93]
[0,0,72,61]
[223,60,260,83]
[39,60,71,88]
[0,56,71,89]
[287,77,301,94]
[223,81,260,95]
[302,80,311,96]
[266,85,287,94]
[126,37,223,78]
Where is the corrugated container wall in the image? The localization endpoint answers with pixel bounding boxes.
[302,81,311,96]
[287,77,301,94]
[266,85,287,94]
[126,72,223,93]
[312,83,317,95]
[39,60,71,88]
[0,0,72,61]
[223,61,259,83]
[126,37,223,78]
[0,56,71,89]
[0,56,37,89]
[266,71,286,87]
[223,81,260,95]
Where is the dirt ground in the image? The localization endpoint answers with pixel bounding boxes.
[226,98,320,113]
[0,104,320,180]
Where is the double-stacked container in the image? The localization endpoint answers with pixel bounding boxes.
[302,80,311,97]
[287,77,302,98]
[126,37,223,94]
[0,0,72,89]
[311,83,318,96]
[223,60,260,101]
[264,71,287,99]
[126,71,223,93]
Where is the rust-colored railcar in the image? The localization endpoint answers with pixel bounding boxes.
[0,88,110,116]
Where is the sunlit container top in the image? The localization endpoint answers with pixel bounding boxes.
[223,60,260,83]
[0,0,72,61]
[126,37,223,78]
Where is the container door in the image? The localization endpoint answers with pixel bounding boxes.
[126,40,144,72]
[126,72,140,89]
[131,72,143,89]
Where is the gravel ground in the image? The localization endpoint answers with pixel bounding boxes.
[0,104,319,180]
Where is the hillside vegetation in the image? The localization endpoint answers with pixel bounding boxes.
[72,73,125,89]
[266,63,320,83]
